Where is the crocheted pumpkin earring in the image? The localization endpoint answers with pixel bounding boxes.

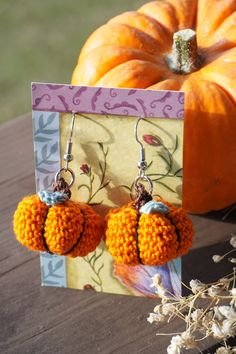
[105,118,194,266]
[13,112,103,257]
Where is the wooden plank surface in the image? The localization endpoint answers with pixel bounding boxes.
[0,114,235,354]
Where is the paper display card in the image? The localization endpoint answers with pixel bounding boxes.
[32,83,184,297]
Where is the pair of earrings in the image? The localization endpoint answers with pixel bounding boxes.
[13,113,194,266]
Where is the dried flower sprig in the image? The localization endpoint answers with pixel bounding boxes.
[148,233,236,354]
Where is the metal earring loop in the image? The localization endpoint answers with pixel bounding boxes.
[134,176,153,195]
[55,167,75,188]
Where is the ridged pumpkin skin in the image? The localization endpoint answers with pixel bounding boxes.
[72,0,236,213]
[13,195,103,257]
[105,201,194,266]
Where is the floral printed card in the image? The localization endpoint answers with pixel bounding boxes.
[32,83,184,297]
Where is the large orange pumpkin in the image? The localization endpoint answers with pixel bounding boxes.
[71,0,236,214]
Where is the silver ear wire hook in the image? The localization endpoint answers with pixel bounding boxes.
[64,111,75,171]
[55,112,76,188]
[135,118,147,175]
[134,117,153,194]
[135,118,143,148]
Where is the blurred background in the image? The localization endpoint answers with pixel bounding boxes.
[0,0,147,125]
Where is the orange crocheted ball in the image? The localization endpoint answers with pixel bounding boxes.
[13,195,103,257]
[104,200,194,266]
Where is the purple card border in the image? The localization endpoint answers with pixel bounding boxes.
[32,83,184,119]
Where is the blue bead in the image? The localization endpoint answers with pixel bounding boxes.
[139,200,169,214]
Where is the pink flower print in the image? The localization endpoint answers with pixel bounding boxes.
[80,163,90,174]
[143,134,163,146]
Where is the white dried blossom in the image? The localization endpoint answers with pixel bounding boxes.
[150,274,169,298]
[213,254,224,263]
[147,312,165,324]
[211,312,236,339]
[167,335,182,354]
[189,279,206,294]
[219,278,231,288]
[230,234,236,248]
[220,278,231,284]
[181,330,197,349]
[162,303,176,315]
[218,305,236,320]
[230,288,236,305]
[191,308,204,322]
[216,347,232,354]
[222,319,236,337]
[208,285,223,297]
[150,273,162,288]
[167,331,197,354]
[154,304,162,314]
[213,305,236,321]
[229,258,236,264]
[211,322,225,339]
[230,288,236,296]
[214,306,224,321]
[154,303,175,316]
[156,286,168,299]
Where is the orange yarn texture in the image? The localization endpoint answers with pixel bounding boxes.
[105,200,194,266]
[13,195,103,257]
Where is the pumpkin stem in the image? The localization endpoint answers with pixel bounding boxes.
[53,177,71,199]
[166,29,202,74]
[133,183,153,210]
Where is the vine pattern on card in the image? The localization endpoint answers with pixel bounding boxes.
[78,142,110,290]
[83,245,105,292]
[33,111,60,190]
[145,132,182,196]
[32,83,184,119]
[33,110,67,288]
[78,142,110,205]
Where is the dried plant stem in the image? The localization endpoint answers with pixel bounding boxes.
[232,268,236,289]
[181,280,192,291]
[155,332,182,336]
[186,293,201,330]
[220,248,236,260]
[148,234,236,353]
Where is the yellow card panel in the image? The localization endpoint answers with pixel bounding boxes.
[59,113,183,294]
